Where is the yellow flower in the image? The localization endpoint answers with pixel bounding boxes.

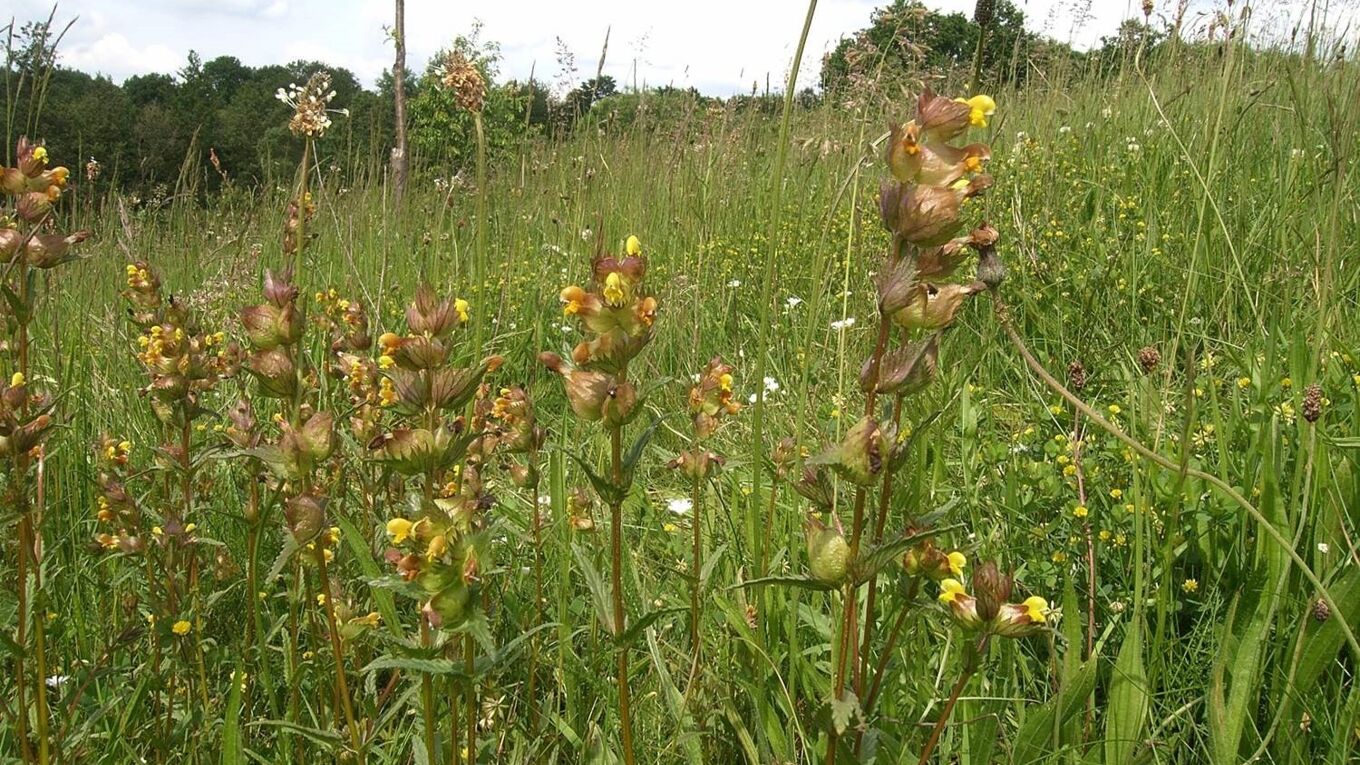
[378,354,395,370]
[945,551,967,576]
[10,372,24,387]
[625,234,642,256]
[425,534,447,560]
[386,517,413,544]
[1237,376,1251,389]
[1181,578,1199,594]
[454,298,470,323]
[1109,488,1123,499]
[1107,404,1122,416]
[171,619,192,636]
[316,593,327,606]
[1063,464,1077,477]
[1048,404,1064,415]
[32,146,48,164]
[1280,377,1292,389]
[1052,551,1068,563]
[1021,596,1048,622]
[1098,529,1111,542]
[663,522,679,533]
[602,272,627,306]
[1073,505,1088,519]
[352,612,381,627]
[938,578,968,604]
[954,94,996,127]
[718,373,733,392]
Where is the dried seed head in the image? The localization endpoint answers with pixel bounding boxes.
[440,50,486,113]
[1067,360,1087,391]
[1142,0,1154,17]
[1138,345,1161,375]
[1312,597,1331,622]
[1302,383,1323,423]
[975,0,996,27]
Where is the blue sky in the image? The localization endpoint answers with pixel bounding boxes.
[10,0,1348,94]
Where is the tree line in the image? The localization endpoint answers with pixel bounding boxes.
[3,2,1165,198]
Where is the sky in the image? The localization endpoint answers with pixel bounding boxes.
[9,1,1350,95]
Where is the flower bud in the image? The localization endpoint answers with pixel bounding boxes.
[805,515,850,586]
[972,560,1012,622]
[809,416,892,486]
[285,492,326,544]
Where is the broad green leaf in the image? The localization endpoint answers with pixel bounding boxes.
[1104,621,1149,765]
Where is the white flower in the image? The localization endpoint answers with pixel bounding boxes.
[1058,125,1072,134]
[764,376,780,393]
[46,675,71,689]
[830,317,856,330]
[667,498,693,515]
[1291,148,1305,159]
[1101,106,1113,119]
[727,279,742,288]
[560,324,573,333]
[785,296,803,308]
[1318,542,1331,554]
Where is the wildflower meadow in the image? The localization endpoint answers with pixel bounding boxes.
[2,1,1360,763]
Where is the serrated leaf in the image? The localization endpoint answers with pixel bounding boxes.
[245,719,342,749]
[852,519,961,583]
[731,575,835,592]
[567,450,625,507]
[829,690,861,735]
[573,544,618,635]
[616,606,685,647]
[888,409,943,474]
[265,535,300,582]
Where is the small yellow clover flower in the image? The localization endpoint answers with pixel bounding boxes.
[172,619,192,636]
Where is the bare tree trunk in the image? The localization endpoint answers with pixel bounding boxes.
[390,0,409,204]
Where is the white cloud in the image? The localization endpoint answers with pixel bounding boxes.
[62,33,181,81]
[13,0,1350,94]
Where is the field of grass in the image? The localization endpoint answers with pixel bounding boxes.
[3,9,1360,765]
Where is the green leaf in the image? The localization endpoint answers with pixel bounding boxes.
[265,535,300,582]
[245,719,342,749]
[567,450,625,507]
[829,690,861,735]
[1104,621,1149,765]
[573,544,618,635]
[221,667,244,765]
[1208,573,1276,764]
[851,519,961,583]
[334,514,402,637]
[730,575,835,593]
[616,606,685,647]
[1012,653,1099,764]
[361,655,467,678]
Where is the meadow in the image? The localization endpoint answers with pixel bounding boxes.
[3,5,1360,764]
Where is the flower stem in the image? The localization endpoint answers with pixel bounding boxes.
[689,467,704,655]
[917,658,977,765]
[316,547,364,762]
[609,422,635,764]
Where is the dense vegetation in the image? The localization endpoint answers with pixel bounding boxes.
[2,1,1360,764]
